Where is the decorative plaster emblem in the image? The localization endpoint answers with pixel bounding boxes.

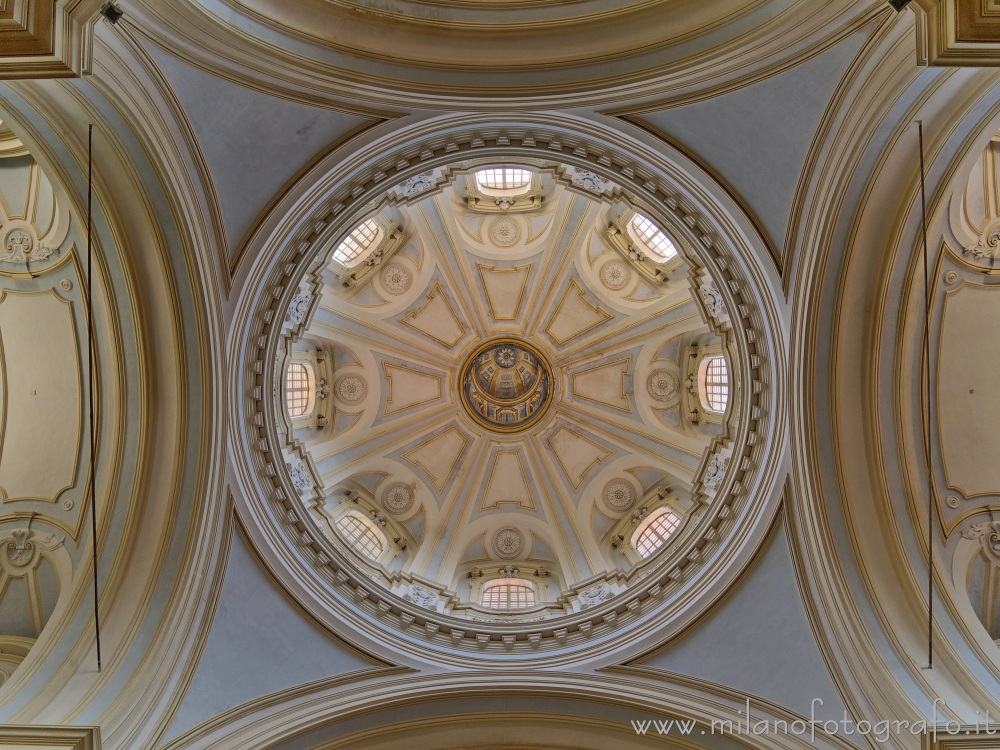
[286,288,313,325]
[287,458,314,494]
[946,495,960,509]
[489,216,521,247]
[62,499,74,511]
[960,521,994,540]
[364,247,384,267]
[699,281,726,319]
[493,527,524,559]
[498,564,520,577]
[460,338,552,432]
[6,528,34,566]
[600,260,630,290]
[59,279,72,291]
[494,196,517,211]
[579,582,611,609]
[571,170,612,194]
[963,521,1000,558]
[380,263,411,294]
[3,528,63,569]
[944,271,959,284]
[406,583,438,608]
[1,228,53,263]
[494,345,517,368]
[401,171,435,197]
[964,223,1000,259]
[702,453,730,491]
[647,369,679,401]
[335,375,367,404]
[315,378,331,400]
[603,479,636,511]
[382,482,414,513]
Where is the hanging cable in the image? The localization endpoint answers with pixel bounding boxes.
[87,123,102,673]
[917,120,933,670]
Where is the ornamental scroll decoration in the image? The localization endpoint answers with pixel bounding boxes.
[578,582,611,609]
[1,228,55,264]
[285,288,313,326]
[401,172,436,198]
[964,223,1000,261]
[571,170,613,195]
[405,583,439,609]
[287,458,315,495]
[1,528,69,573]
[699,280,727,320]
[702,453,730,492]
[961,521,1000,559]
[0,526,73,638]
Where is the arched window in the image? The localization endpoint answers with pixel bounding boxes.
[475,167,532,194]
[481,578,536,610]
[628,213,678,261]
[335,513,385,561]
[699,355,729,413]
[633,508,681,559]
[333,218,383,266]
[285,362,313,417]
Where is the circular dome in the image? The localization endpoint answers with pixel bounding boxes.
[460,338,553,432]
[232,116,785,664]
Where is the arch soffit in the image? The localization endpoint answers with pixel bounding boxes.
[0,83,223,733]
[787,36,1000,732]
[122,0,885,109]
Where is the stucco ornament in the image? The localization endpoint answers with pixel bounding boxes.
[493,528,524,559]
[600,260,630,290]
[603,479,635,511]
[489,216,520,246]
[287,458,315,494]
[383,482,414,513]
[702,453,730,491]
[335,375,367,404]
[571,170,612,194]
[964,222,1000,259]
[1,227,53,263]
[381,263,411,294]
[401,171,435,197]
[699,280,726,319]
[647,370,679,401]
[579,583,612,609]
[286,288,312,325]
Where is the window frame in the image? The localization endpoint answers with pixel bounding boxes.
[474,166,533,196]
[698,354,730,414]
[480,578,538,611]
[626,212,679,262]
[335,511,388,563]
[631,507,682,560]
[284,361,315,419]
[332,217,384,267]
